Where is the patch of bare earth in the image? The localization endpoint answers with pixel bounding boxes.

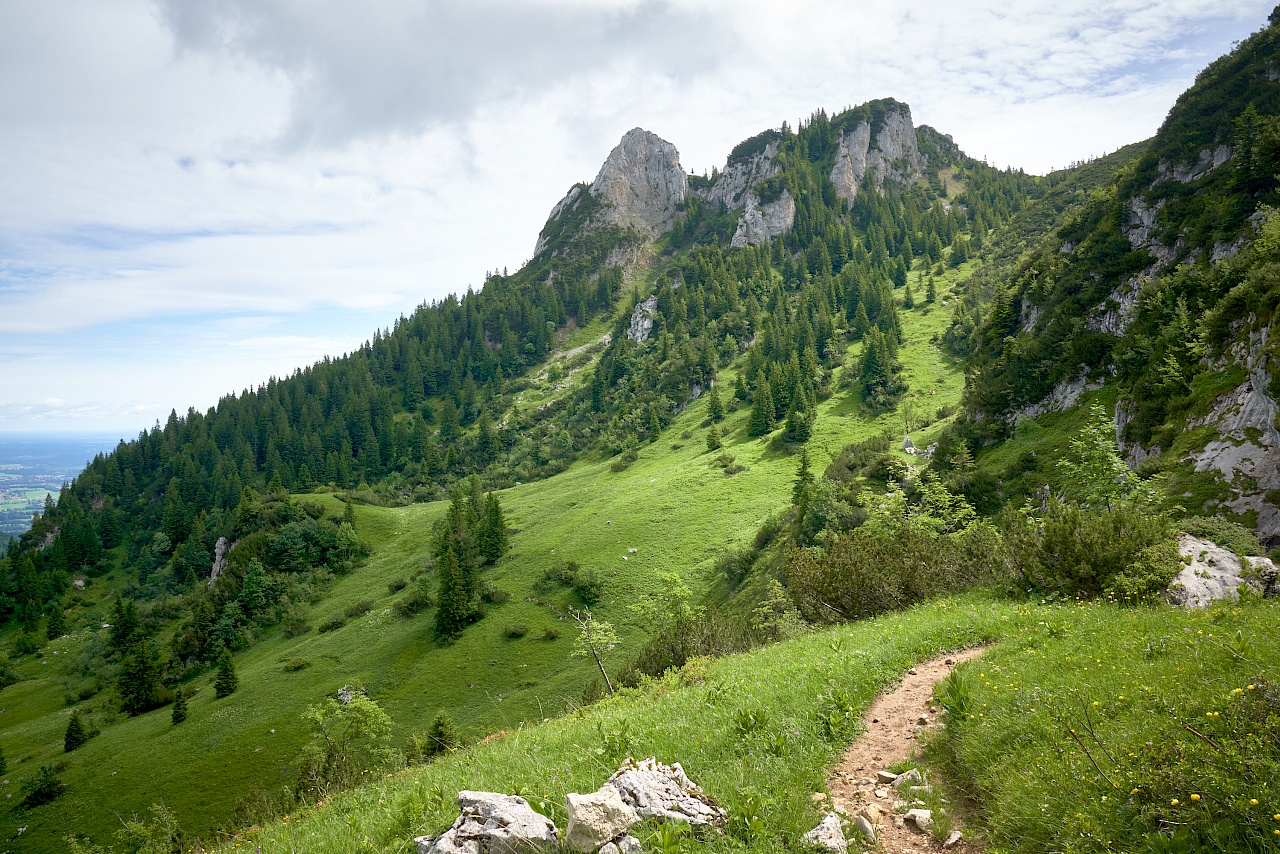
[827,648,986,853]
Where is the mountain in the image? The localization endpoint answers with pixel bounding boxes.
[4,10,1280,850]
[957,9,1280,545]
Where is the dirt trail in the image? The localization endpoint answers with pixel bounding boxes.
[827,648,985,853]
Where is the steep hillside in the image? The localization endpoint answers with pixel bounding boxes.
[957,11,1280,545]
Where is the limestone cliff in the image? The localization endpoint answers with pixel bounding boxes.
[829,106,927,202]
[589,128,688,238]
[535,128,688,256]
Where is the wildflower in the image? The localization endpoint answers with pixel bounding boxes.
[1191,794,1200,801]
[1171,799,1180,806]
[1250,799,1258,805]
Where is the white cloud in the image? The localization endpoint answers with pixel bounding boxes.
[0,0,1274,431]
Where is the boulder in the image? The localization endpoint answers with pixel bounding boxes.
[892,769,922,788]
[602,758,725,826]
[1168,534,1274,607]
[853,815,876,843]
[905,808,933,832]
[564,788,638,853]
[597,835,642,854]
[801,812,848,852]
[422,791,559,854]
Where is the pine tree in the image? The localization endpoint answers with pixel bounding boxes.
[343,496,357,529]
[214,649,238,698]
[426,712,460,755]
[45,607,66,641]
[172,690,188,724]
[108,596,140,653]
[706,424,722,451]
[785,402,813,443]
[734,373,748,401]
[707,384,724,422]
[926,276,937,304]
[748,380,776,438]
[64,712,87,752]
[118,642,160,715]
[792,448,813,506]
[903,282,915,309]
[477,493,508,564]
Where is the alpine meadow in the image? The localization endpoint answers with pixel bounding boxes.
[5,7,1280,854]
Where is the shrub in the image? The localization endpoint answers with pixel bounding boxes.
[502,624,529,639]
[394,578,435,617]
[283,659,311,672]
[342,600,373,619]
[282,607,312,638]
[574,569,604,605]
[318,614,346,633]
[787,521,1010,623]
[1179,515,1266,556]
[540,627,561,641]
[14,631,44,656]
[1008,500,1178,598]
[481,586,511,605]
[387,578,408,594]
[21,763,67,808]
[610,448,638,472]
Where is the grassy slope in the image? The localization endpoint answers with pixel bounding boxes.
[0,263,976,852]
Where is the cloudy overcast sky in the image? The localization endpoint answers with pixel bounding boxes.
[1,0,1273,437]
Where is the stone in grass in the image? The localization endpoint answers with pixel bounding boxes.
[598,835,642,854]
[602,758,726,826]
[875,770,898,784]
[853,815,877,844]
[421,791,559,853]
[892,768,922,788]
[943,830,964,848]
[905,808,933,832]
[564,788,638,853]
[801,812,848,853]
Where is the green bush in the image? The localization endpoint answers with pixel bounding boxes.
[21,763,67,808]
[502,624,529,639]
[342,600,373,620]
[318,614,346,633]
[1008,500,1178,598]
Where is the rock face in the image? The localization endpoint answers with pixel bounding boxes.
[602,758,725,826]
[626,296,659,344]
[420,791,559,854]
[695,140,782,210]
[730,191,796,248]
[563,789,638,853]
[829,106,927,202]
[1187,326,1280,546]
[590,128,688,239]
[802,813,848,853]
[1007,373,1103,424]
[1169,534,1279,606]
[1158,145,1232,184]
[208,536,231,589]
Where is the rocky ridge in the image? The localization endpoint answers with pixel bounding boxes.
[829,106,928,202]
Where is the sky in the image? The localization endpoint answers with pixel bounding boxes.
[0,0,1274,438]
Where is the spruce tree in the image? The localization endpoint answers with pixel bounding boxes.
[748,380,776,437]
[45,608,66,641]
[707,384,724,422]
[118,642,160,715]
[706,424,722,451]
[172,690,188,724]
[64,712,87,752]
[926,276,937,304]
[903,282,915,309]
[477,493,509,565]
[792,448,814,506]
[343,497,357,529]
[214,649,238,698]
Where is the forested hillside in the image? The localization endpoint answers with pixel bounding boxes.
[5,12,1280,849]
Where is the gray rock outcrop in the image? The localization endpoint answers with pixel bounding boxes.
[419,791,559,854]
[564,789,638,853]
[1169,534,1278,607]
[1157,145,1232,184]
[602,757,725,826]
[590,129,688,239]
[626,296,659,344]
[730,191,796,248]
[829,107,927,202]
[694,140,782,210]
[802,813,848,853]
[1187,325,1280,545]
[208,536,231,589]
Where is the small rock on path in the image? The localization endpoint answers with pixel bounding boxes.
[827,649,986,854]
